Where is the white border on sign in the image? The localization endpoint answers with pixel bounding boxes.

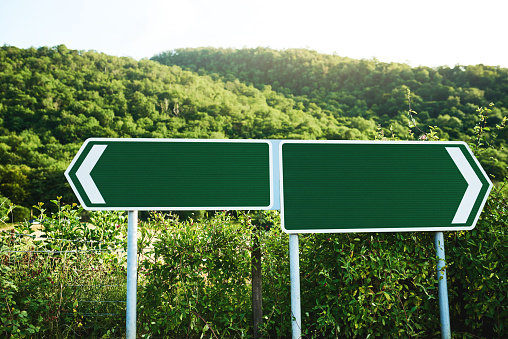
[278,140,493,234]
[65,138,274,211]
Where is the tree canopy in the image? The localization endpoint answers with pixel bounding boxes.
[0,45,506,212]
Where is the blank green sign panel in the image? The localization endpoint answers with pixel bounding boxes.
[280,141,492,233]
[66,139,273,210]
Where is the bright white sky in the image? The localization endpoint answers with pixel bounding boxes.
[1,0,507,68]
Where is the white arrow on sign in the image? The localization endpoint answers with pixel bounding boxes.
[75,145,107,204]
[446,147,483,224]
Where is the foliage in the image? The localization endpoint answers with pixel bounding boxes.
[1,45,507,337]
[134,209,507,338]
[138,211,254,338]
[2,45,506,211]
[1,191,507,338]
[0,264,41,337]
[446,195,508,337]
[14,197,127,251]
[1,202,128,338]
[0,195,14,224]
[153,47,508,177]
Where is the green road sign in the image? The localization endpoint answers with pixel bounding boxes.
[65,138,273,210]
[280,140,492,233]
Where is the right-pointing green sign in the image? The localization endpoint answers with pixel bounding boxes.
[280,141,492,233]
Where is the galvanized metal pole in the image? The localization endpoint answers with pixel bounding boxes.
[289,234,301,339]
[126,210,138,339]
[435,232,451,339]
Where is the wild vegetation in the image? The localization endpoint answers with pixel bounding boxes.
[1,45,507,337]
[1,45,507,217]
[2,189,506,337]
[152,47,508,177]
[1,200,128,337]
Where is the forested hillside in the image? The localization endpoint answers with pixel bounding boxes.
[1,45,507,218]
[152,47,508,122]
[152,47,508,171]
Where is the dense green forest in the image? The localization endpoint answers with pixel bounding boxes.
[0,45,507,218]
[152,47,508,170]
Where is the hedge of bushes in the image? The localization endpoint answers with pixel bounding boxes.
[135,194,507,338]
[1,187,507,338]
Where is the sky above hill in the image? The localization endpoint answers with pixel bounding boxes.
[1,0,507,68]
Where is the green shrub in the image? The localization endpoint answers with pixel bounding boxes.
[1,199,129,338]
[447,184,508,337]
[138,211,253,338]
[0,195,13,224]
[12,206,30,223]
[2,193,506,338]
[296,232,438,338]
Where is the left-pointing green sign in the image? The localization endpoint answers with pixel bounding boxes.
[65,138,273,210]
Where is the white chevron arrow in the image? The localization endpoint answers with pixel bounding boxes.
[446,147,483,224]
[76,145,107,204]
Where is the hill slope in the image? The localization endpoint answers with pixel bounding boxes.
[152,47,508,121]
[152,47,508,173]
[0,45,507,216]
[1,45,375,214]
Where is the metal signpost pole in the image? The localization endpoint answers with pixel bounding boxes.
[435,232,451,339]
[126,211,138,339]
[289,234,301,339]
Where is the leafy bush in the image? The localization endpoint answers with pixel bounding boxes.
[131,204,506,338]
[17,197,127,250]
[296,232,438,338]
[0,195,13,224]
[138,211,253,338]
[1,200,128,338]
[2,192,506,338]
[11,206,30,223]
[446,183,508,337]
